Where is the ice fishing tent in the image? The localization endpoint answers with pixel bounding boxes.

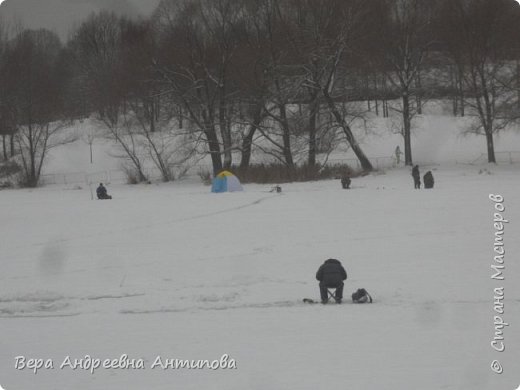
[211,171,243,193]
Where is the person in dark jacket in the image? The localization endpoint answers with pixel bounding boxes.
[316,258,347,304]
[341,175,351,189]
[395,145,402,165]
[96,183,112,200]
[412,165,421,189]
[423,171,434,189]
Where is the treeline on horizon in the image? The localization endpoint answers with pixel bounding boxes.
[0,0,520,187]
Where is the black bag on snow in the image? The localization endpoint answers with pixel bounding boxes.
[351,288,373,303]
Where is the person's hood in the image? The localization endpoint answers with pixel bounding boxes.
[324,258,341,265]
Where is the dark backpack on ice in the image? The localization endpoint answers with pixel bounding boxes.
[351,288,373,303]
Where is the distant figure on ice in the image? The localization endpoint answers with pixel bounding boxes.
[423,171,434,189]
[395,145,402,165]
[96,183,112,200]
[340,174,351,189]
[412,165,421,189]
[316,259,347,304]
[351,288,373,304]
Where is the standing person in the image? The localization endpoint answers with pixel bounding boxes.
[340,174,351,189]
[316,259,347,304]
[412,165,421,189]
[395,145,402,165]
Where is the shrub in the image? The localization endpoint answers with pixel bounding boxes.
[0,160,22,178]
[234,163,359,184]
[122,165,148,184]
[0,160,22,188]
[198,168,212,186]
[0,180,13,189]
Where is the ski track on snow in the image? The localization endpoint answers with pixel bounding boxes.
[8,194,279,252]
[0,292,146,318]
[2,290,517,318]
[118,298,495,316]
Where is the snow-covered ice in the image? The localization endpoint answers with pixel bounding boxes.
[1,162,520,389]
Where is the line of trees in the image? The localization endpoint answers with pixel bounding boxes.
[1,0,519,186]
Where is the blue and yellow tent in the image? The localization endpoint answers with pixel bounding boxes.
[211,171,243,193]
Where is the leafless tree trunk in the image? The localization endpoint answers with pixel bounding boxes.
[265,0,295,168]
[278,0,373,171]
[440,0,517,163]
[101,114,148,183]
[376,0,435,166]
[239,101,264,169]
[307,87,320,167]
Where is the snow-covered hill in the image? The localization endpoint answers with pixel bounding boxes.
[42,102,520,184]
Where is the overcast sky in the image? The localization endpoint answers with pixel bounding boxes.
[0,0,161,40]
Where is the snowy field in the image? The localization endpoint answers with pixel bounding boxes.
[1,162,520,390]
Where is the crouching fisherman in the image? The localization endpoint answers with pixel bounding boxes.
[96,183,112,200]
[423,171,434,189]
[316,258,347,304]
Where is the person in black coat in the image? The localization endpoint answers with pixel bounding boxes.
[423,171,434,189]
[316,259,347,304]
[341,175,351,189]
[412,165,421,189]
[96,183,112,200]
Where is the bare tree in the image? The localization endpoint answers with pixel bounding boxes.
[260,0,298,168]
[374,0,435,166]
[227,1,271,170]
[71,13,154,182]
[297,0,373,171]
[154,0,248,174]
[68,11,125,123]
[440,0,519,163]
[100,112,149,183]
[0,18,17,161]
[3,29,74,186]
[276,0,328,168]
